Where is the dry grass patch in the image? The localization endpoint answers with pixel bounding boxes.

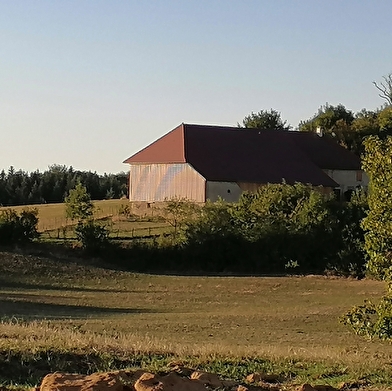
[0,200,171,241]
[0,200,129,232]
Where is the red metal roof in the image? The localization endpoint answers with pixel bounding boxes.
[124,123,362,187]
[123,124,186,164]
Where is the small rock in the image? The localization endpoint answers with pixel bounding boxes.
[246,374,262,384]
[135,372,207,391]
[39,372,123,391]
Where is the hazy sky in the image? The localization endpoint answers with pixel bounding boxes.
[1,1,392,174]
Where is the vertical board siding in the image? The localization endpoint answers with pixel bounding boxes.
[129,163,205,202]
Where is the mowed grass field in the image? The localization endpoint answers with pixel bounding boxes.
[0,200,171,239]
[1,250,392,388]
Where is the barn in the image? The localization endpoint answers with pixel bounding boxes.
[123,123,367,202]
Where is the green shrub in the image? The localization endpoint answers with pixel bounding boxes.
[117,184,367,275]
[361,136,392,279]
[341,281,392,340]
[75,220,110,254]
[341,136,392,341]
[65,183,94,221]
[163,197,200,241]
[180,183,346,273]
[0,208,39,244]
[326,189,368,277]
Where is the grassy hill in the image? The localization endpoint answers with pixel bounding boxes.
[0,200,171,241]
[1,249,392,388]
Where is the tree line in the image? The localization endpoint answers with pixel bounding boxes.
[0,165,128,206]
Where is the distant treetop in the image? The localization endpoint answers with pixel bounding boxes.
[239,109,291,130]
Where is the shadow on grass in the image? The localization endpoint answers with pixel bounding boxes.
[1,239,336,277]
[0,294,155,320]
[0,278,137,293]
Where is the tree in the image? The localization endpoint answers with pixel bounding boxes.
[341,136,392,340]
[65,183,110,253]
[299,104,360,153]
[361,136,392,279]
[239,109,290,130]
[378,107,392,132]
[65,183,94,221]
[373,72,392,106]
[299,104,354,133]
[163,197,199,240]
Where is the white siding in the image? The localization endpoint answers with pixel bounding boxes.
[129,163,205,202]
[323,169,369,195]
[206,181,242,202]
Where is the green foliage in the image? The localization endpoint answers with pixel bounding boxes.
[361,136,392,279]
[66,184,111,253]
[180,199,240,271]
[75,220,110,254]
[329,189,368,277]
[65,183,94,221]
[299,104,359,151]
[298,103,392,156]
[163,197,199,240]
[342,136,392,341]
[230,183,334,272]
[239,109,290,130]
[299,104,354,132]
[175,183,365,274]
[341,282,392,340]
[183,199,234,243]
[0,208,39,244]
[378,107,392,132]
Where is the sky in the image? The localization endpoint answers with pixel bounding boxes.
[1,1,392,174]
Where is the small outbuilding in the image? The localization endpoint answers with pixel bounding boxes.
[123,123,367,202]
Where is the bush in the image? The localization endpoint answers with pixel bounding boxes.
[180,184,338,273]
[0,208,39,245]
[75,220,110,254]
[325,189,368,277]
[65,183,94,221]
[341,281,392,340]
[175,183,368,274]
[341,137,392,341]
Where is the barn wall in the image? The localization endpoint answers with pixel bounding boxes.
[206,181,242,202]
[237,182,263,192]
[129,163,205,202]
[323,169,369,197]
